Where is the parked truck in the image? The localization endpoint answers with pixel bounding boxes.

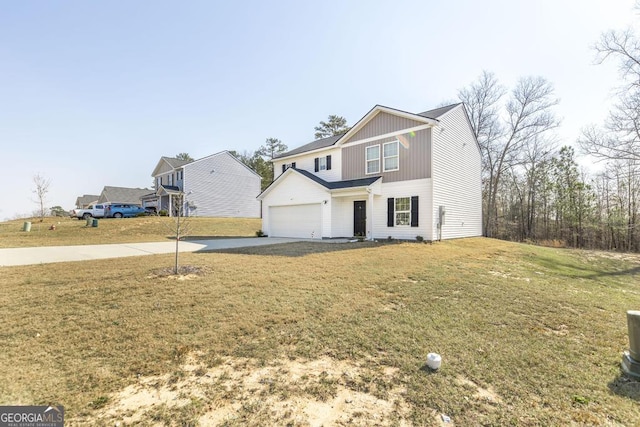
[71,204,107,220]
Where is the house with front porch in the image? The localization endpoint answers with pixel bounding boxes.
[257,103,482,240]
[145,151,261,217]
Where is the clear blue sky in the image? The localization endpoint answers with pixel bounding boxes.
[0,0,635,220]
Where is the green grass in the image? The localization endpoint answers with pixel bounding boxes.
[0,238,638,425]
[0,216,262,248]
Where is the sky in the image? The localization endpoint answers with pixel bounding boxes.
[0,0,637,221]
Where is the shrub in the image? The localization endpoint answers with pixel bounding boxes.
[256,230,266,237]
[416,235,424,242]
[159,210,169,217]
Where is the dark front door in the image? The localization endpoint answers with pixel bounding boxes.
[354,200,366,237]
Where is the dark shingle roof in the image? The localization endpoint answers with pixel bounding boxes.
[418,103,460,120]
[274,134,344,159]
[163,157,192,168]
[99,186,152,204]
[295,169,381,190]
[275,104,460,159]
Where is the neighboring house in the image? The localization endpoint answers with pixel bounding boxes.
[75,194,99,209]
[146,151,261,218]
[98,186,152,205]
[258,103,482,241]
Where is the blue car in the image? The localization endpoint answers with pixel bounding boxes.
[105,203,147,218]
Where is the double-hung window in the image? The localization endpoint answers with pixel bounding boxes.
[366,145,380,174]
[318,157,327,170]
[395,197,411,225]
[387,196,419,227]
[383,141,399,172]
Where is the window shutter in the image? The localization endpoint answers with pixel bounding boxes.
[314,157,319,172]
[387,198,394,227]
[292,162,296,168]
[282,164,286,174]
[411,196,419,227]
[327,155,332,170]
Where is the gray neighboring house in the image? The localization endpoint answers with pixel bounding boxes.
[97,186,152,205]
[75,194,100,208]
[144,151,261,218]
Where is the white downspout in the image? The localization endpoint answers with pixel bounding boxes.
[367,188,374,241]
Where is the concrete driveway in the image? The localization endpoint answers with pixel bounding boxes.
[0,237,304,267]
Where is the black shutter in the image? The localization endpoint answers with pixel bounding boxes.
[282,164,286,173]
[314,157,319,172]
[326,155,332,170]
[292,162,296,169]
[387,198,394,227]
[411,196,419,227]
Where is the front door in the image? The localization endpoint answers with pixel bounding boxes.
[354,200,366,237]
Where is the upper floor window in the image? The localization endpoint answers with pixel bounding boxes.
[319,157,327,170]
[383,141,399,172]
[314,155,331,172]
[281,162,296,173]
[366,145,380,174]
[168,174,173,186]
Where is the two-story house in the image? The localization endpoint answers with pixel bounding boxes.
[257,103,482,240]
[145,151,261,218]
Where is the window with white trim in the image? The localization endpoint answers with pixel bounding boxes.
[168,173,173,186]
[395,197,411,226]
[366,145,380,174]
[319,156,327,171]
[383,141,399,172]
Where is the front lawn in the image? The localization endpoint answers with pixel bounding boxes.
[0,216,262,248]
[0,238,638,425]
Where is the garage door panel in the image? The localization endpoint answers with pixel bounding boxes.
[270,204,321,239]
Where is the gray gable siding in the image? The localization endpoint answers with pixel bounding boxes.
[183,152,260,218]
[342,127,431,182]
[345,112,425,144]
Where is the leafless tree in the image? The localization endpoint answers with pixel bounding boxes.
[32,173,51,222]
[163,193,194,274]
[579,27,640,162]
[459,71,560,237]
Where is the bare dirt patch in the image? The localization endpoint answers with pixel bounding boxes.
[89,354,411,426]
[147,265,211,281]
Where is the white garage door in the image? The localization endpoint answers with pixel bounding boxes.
[270,204,322,239]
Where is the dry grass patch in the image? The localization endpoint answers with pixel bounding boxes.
[0,238,639,426]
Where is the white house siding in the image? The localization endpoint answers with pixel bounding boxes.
[261,171,331,238]
[371,179,433,240]
[273,148,341,182]
[183,152,261,218]
[431,106,483,239]
[331,196,369,237]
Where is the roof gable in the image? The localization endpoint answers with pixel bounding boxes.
[275,105,439,160]
[185,150,261,178]
[152,156,191,177]
[258,168,381,200]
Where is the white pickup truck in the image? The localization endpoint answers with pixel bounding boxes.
[71,204,107,220]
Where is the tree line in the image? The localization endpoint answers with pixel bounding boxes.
[459,20,640,252]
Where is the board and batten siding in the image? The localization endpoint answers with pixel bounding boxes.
[347,111,425,143]
[261,171,332,237]
[342,128,431,182]
[183,152,261,218]
[431,105,482,239]
[273,148,341,182]
[372,179,433,240]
